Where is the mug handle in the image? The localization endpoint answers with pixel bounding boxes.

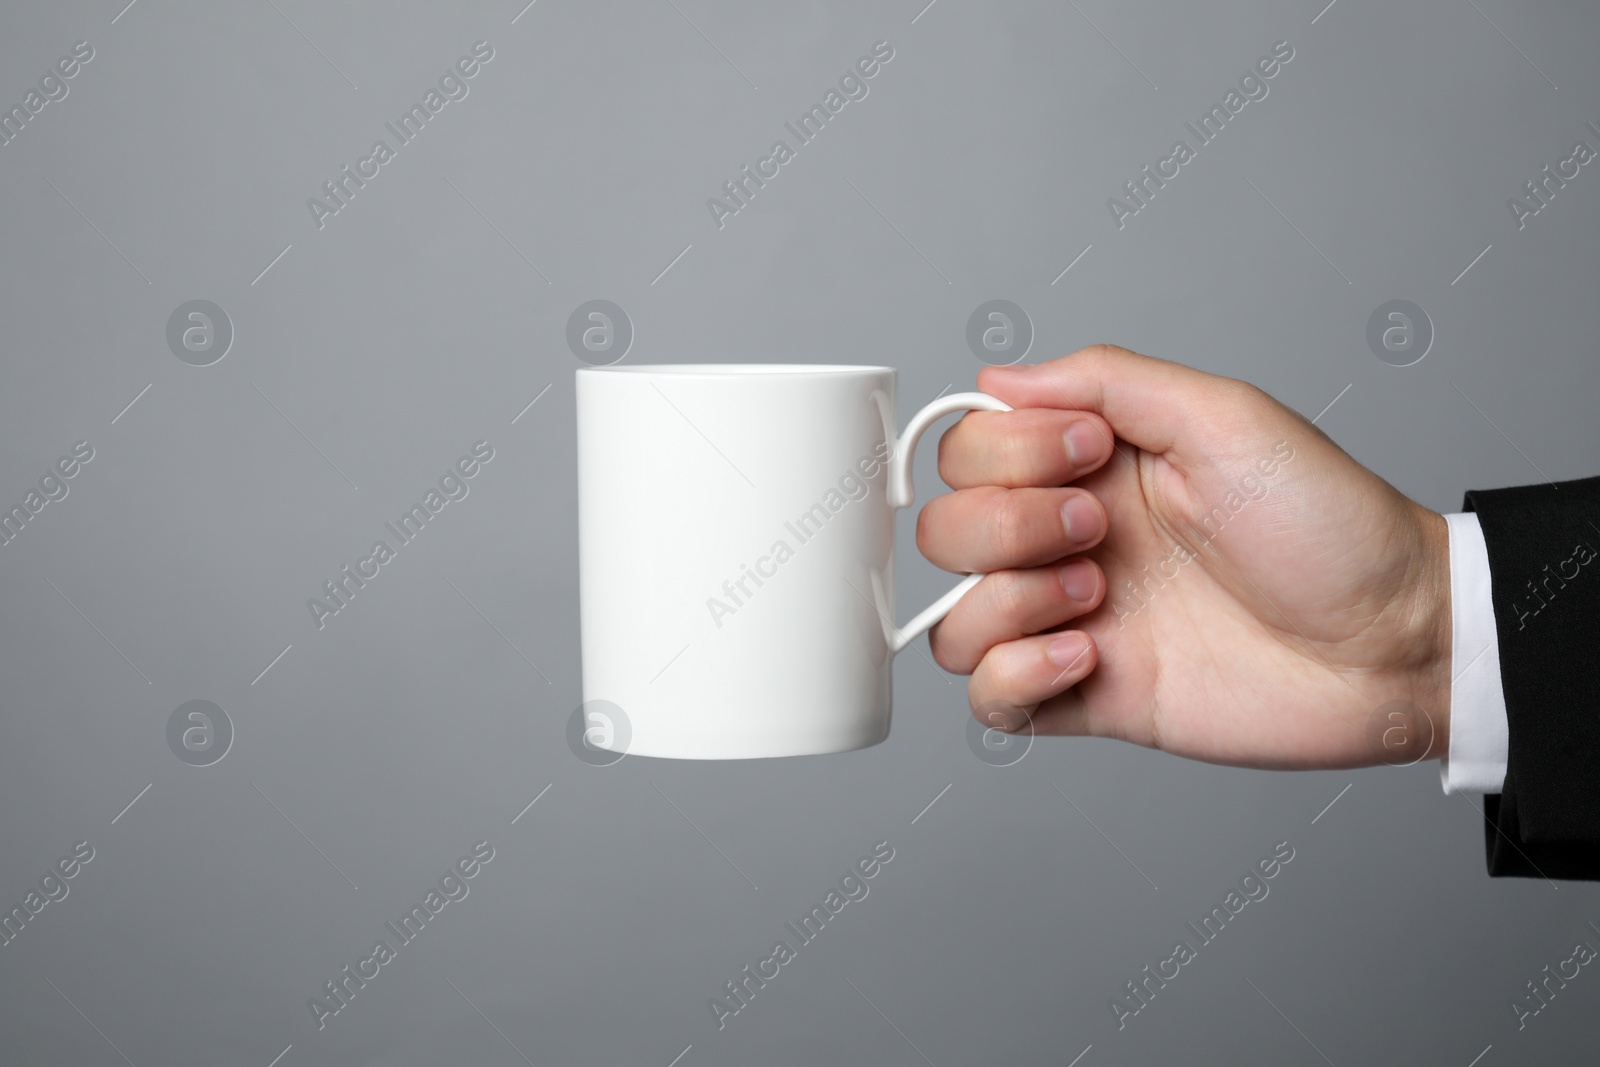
[884,391,1014,654]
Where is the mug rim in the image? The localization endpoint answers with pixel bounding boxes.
[578,363,893,377]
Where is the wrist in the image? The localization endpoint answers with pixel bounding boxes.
[1403,505,1453,760]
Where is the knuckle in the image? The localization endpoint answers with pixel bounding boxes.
[1082,342,1123,370]
[984,569,1036,624]
[993,426,1036,485]
[979,644,1032,700]
[1223,378,1269,413]
[988,491,1035,560]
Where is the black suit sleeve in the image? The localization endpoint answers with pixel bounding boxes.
[1464,476,1600,880]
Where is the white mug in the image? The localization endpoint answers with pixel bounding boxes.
[576,365,1011,759]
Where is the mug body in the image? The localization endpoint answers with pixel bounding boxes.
[577,365,899,758]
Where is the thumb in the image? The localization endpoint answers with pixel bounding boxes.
[978,344,1242,459]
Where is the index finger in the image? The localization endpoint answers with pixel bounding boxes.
[938,407,1116,490]
[977,344,1240,457]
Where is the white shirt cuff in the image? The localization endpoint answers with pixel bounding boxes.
[1439,512,1508,794]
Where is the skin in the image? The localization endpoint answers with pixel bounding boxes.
[920,345,1453,770]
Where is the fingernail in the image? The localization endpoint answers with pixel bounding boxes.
[1064,422,1103,468]
[1059,561,1097,602]
[1061,496,1100,543]
[1047,632,1091,670]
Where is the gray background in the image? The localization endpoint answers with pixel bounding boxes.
[2,0,1597,1064]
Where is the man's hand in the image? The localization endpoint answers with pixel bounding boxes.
[921,345,1452,770]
